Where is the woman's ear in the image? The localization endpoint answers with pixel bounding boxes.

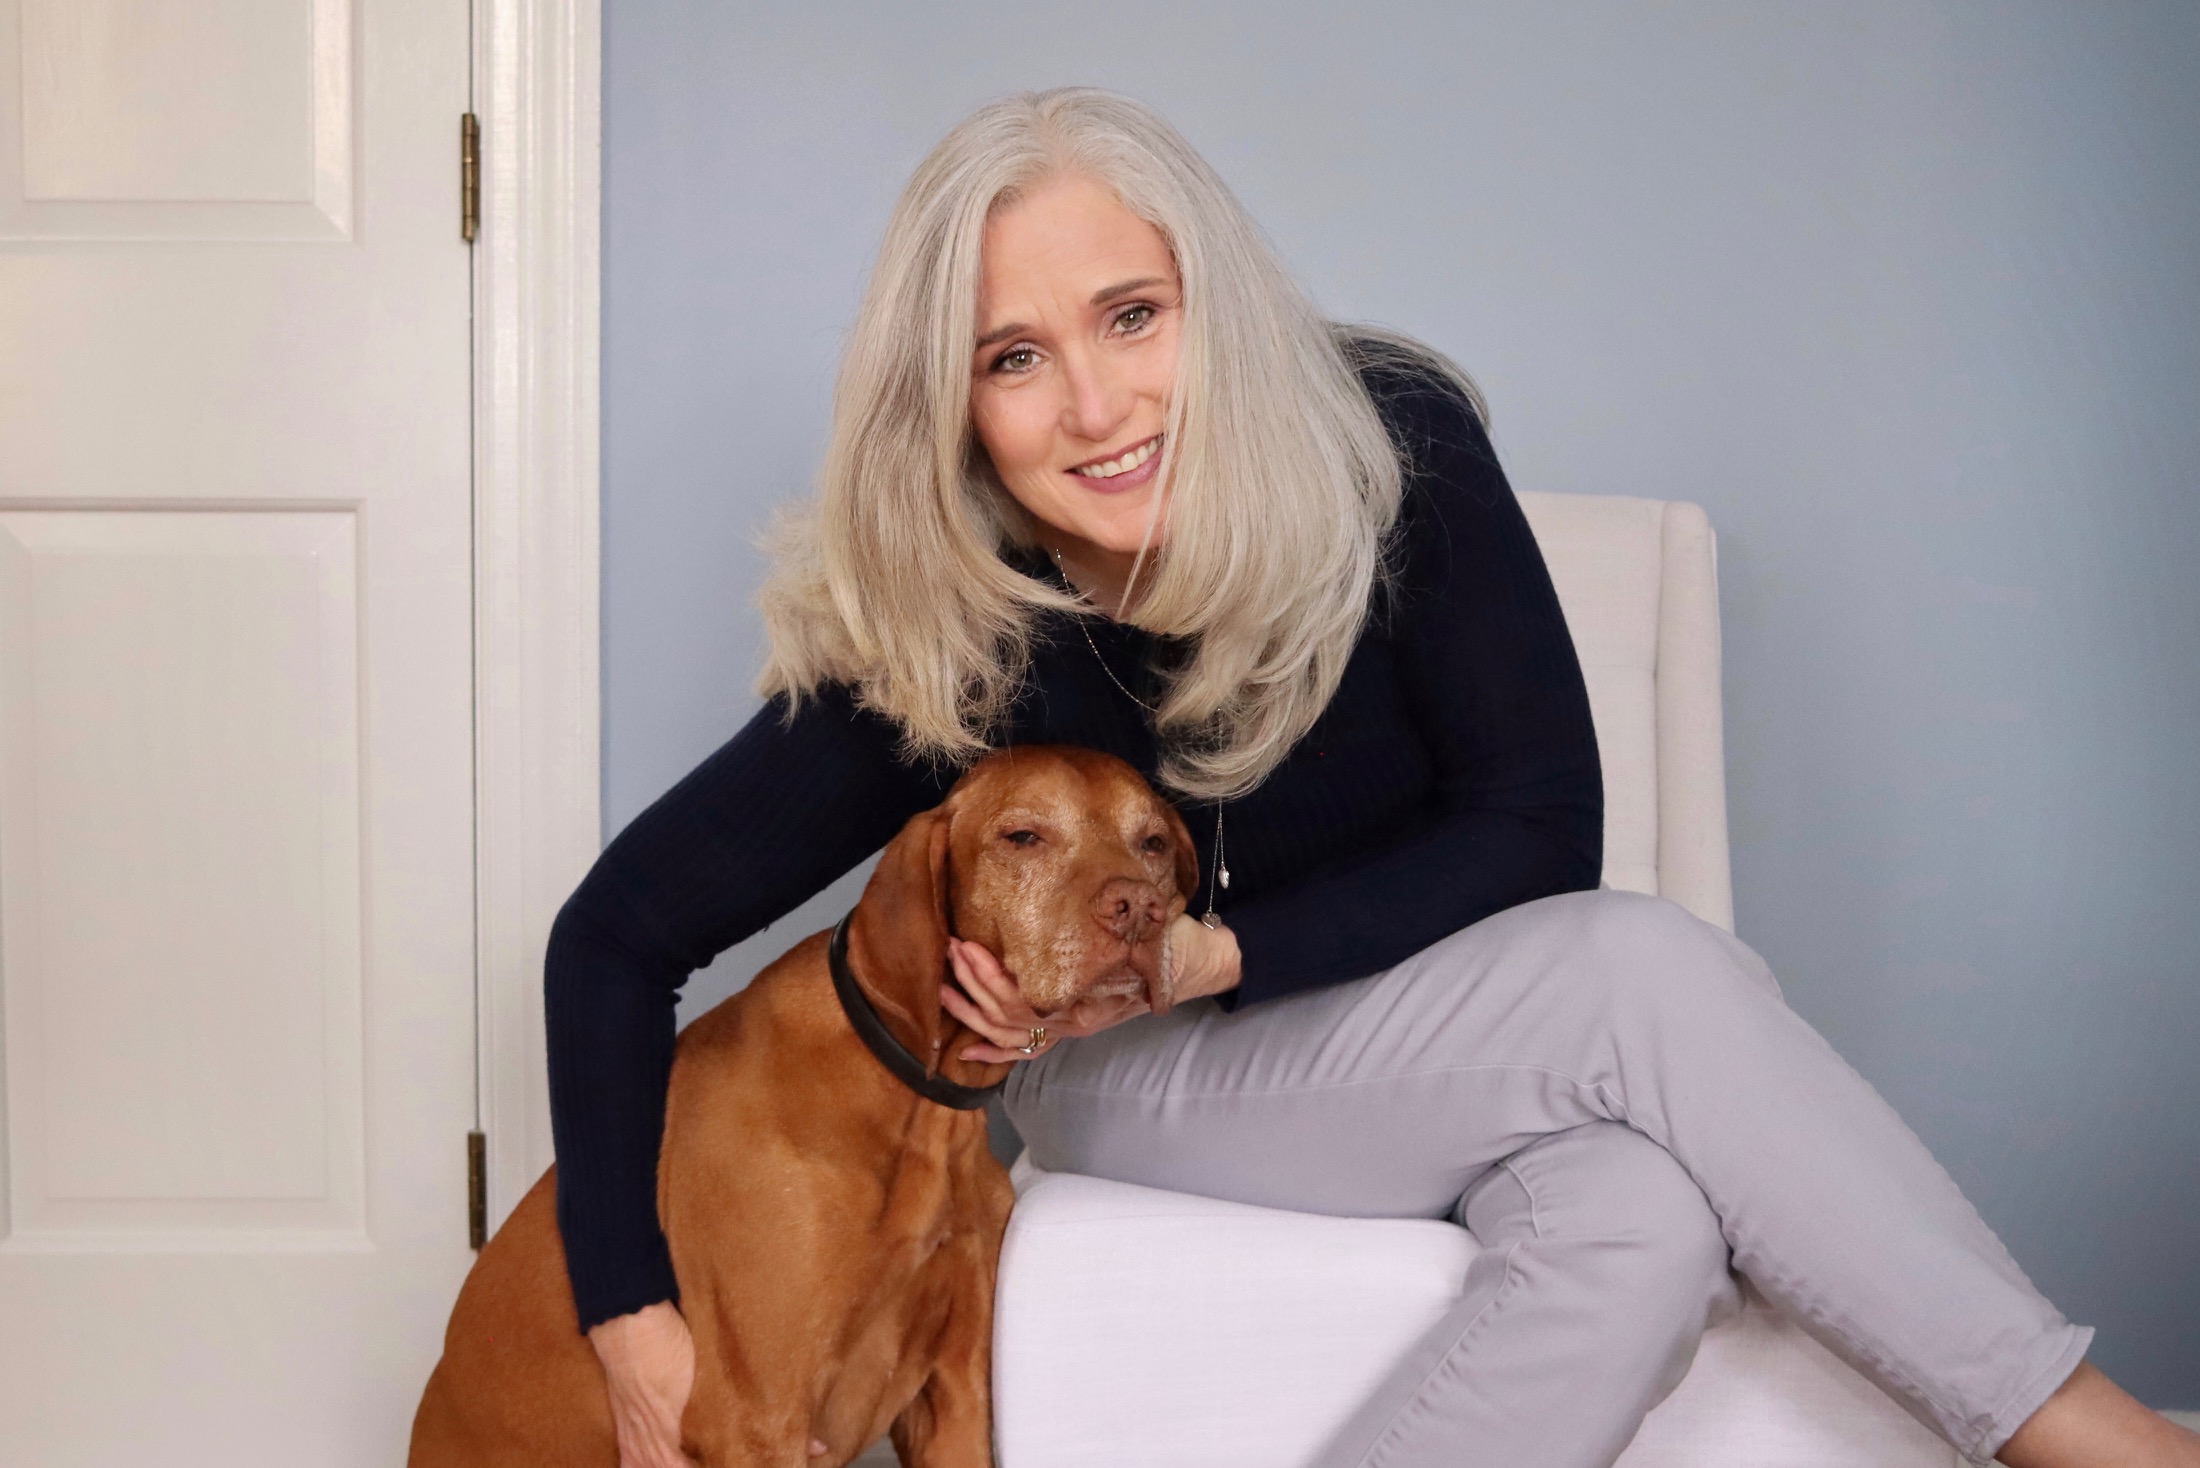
[847,803,955,1041]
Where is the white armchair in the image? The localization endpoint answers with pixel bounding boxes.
[988,495,1960,1468]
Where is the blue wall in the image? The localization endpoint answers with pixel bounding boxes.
[602,1,2200,1403]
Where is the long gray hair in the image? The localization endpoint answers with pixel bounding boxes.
[757,87,1480,800]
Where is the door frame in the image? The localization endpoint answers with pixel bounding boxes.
[471,0,602,1227]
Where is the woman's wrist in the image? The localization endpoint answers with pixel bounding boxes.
[588,1299,683,1363]
[1168,912,1241,1001]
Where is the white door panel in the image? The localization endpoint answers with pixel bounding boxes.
[0,511,364,1246]
[1,0,353,238]
[0,0,475,1460]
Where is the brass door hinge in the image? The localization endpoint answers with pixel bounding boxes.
[460,112,481,243]
[467,1129,488,1250]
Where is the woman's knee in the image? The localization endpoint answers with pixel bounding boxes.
[1477,1121,1736,1314]
[1595,1125,1730,1279]
[1545,889,1782,1016]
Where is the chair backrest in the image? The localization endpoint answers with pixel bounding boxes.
[1515,493,1734,932]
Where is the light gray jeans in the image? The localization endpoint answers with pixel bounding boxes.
[1000,890,2090,1468]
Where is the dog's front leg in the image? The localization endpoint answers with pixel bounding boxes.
[680,1311,828,1467]
[887,1234,999,1468]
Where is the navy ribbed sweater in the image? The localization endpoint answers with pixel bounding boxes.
[544,356,1605,1330]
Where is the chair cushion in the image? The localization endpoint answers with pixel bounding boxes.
[994,1166,1957,1468]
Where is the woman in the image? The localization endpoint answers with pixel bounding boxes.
[549,88,2195,1468]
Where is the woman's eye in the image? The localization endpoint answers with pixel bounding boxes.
[991,346,1037,375]
[1004,829,1041,847]
[1114,303,1156,334]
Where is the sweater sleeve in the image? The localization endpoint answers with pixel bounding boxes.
[544,681,946,1330]
[1223,365,1605,1007]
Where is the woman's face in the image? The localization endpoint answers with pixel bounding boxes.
[969,171,1181,573]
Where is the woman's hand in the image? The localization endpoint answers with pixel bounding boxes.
[1164,912,1243,1005]
[587,1300,698,1467]
[939,915,1240,1064]
[942,936,1145,1062]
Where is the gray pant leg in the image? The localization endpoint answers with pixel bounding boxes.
[1002,889,2090,1466]
[1312,1121,1743,1468]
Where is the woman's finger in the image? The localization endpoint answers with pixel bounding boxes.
[953,938,1028,1014]
[941,938,1155,1060]
[954,990,1150,1062]
[952,1014,1053,1065]
[938,980,1027,1052]
[1024,999,1107,1041]
[946,940,1023,1028]
[959,1040,1037,1064]
[948,984,1062,1063]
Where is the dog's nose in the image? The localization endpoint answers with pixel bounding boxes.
[1093,877,1168,942]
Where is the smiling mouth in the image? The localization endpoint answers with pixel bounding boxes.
[1068,434,1161,481]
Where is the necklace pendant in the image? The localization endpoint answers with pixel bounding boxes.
[1218,861,1231,890]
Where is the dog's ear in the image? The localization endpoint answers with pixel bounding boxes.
[1163,800,1200,910]
[1149,796,1199,1019]
[847,802,954,1047]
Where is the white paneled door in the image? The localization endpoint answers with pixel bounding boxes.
[0,1,476,1462]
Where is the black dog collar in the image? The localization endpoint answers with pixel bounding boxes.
[829,913,1004,1111]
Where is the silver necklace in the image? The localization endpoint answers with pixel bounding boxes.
[1051,546,1229,927]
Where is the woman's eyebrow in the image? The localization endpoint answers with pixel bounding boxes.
[1090,275,1168,306]
[974,277,1174,351]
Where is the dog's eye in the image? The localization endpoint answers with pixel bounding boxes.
[1141,834,1169,855]
[1003,829,1042,848]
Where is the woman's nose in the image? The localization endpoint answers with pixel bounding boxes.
[1058,346,1134,444]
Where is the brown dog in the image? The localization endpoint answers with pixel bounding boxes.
[409,746,1196,1467]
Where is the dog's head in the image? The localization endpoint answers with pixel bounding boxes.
[850,746,1197,1033]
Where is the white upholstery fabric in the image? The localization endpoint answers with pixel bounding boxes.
[991,497,1925,1465]
[995,1168,1475,1468]
[1514,493,1667,905]
[1513,492,1732,930]
[1648,501,1734,931]
[996,1166,1957,1468]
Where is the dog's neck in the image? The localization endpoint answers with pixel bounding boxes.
[843,906,1012,1095]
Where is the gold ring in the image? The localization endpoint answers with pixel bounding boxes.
[1017,1025,1048,1055]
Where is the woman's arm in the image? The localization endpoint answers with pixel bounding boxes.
[1220,360,1605,1007]
[545,681,948,1329]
